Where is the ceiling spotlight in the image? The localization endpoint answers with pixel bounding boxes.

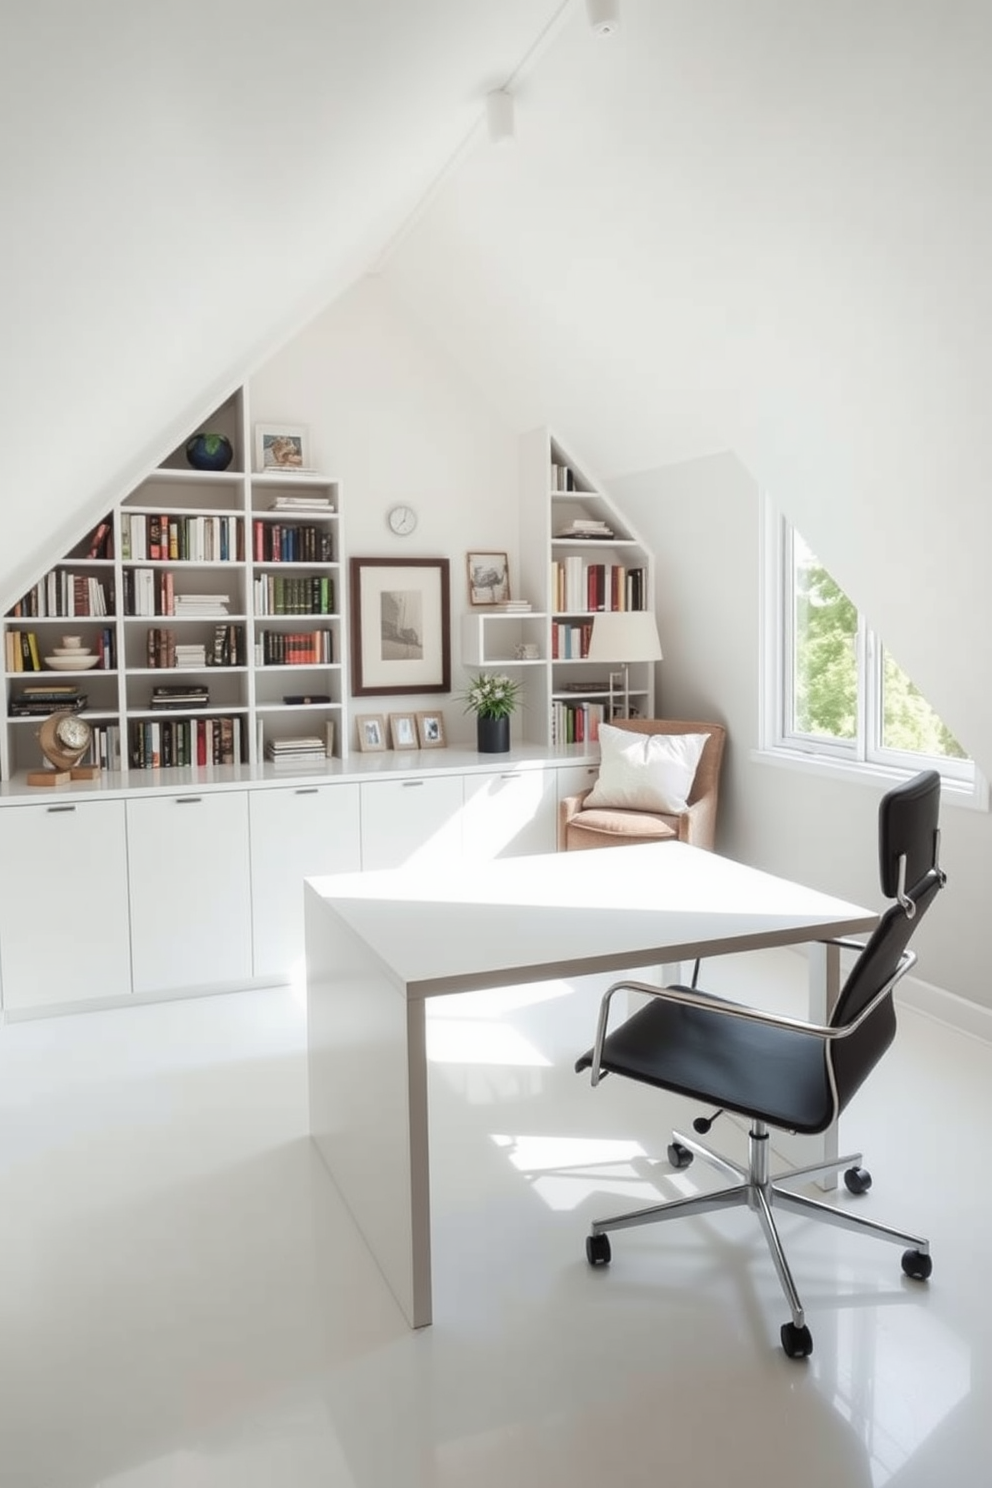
[586,0,620,36]
[485,89,515,144]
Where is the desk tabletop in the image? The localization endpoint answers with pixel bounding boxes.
[306,842,877,999]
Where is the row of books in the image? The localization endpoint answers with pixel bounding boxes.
[255,629,333,667]
[551,621,594,660]
[128,715,245,769]
[123,568,232,617]
[550,462,578,492]
[551,700,609,746]
[86,722,122,770]
[253,574,335,616]
[551,559,646,614]
[251,520,334,564]
[9,571,113,619]
[121,512,244,563]
[143,625,245,669]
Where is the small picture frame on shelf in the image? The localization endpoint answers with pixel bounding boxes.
[388,712,418,750]
[355,713,387,752]
[416,711,446,749]
[254,423,311,473]
[467,552,510,606]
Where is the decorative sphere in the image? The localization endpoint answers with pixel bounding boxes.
[185,431,234,471]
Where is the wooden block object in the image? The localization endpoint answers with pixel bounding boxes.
[26,769,71,787]
[70,764,102,781]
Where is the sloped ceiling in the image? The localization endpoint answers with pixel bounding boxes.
[381,0,992,771]
[4,0,991,770]
[0,0,567,603]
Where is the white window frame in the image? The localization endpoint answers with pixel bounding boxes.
[758,495,987,810]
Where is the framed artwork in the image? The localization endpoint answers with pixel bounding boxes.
[388,712,418,750]
[416,711,446,749]
[355,713,387,752]
[254,423,311,472]
[467,551,510,606]
[350,557,451,696]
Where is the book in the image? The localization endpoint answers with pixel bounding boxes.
[282,693,331,705]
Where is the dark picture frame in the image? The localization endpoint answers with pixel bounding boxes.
[350,557,451,696]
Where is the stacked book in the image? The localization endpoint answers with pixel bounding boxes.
[10,685,86,716]
[554,518,615,540]
[267,493,334,513]
[487,600,532,612]
[173,593,230,617]
[174,643,207,667]
[265,737,327,766]
[149,684,209,710]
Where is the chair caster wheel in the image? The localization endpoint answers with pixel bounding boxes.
[844,1166,872,1195]
[586,1233,612,1266]
[667,1141,694,1170]
[781,1322,813,1359]
[901,1248,932,1281]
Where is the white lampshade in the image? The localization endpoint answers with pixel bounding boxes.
[586,610,663,664]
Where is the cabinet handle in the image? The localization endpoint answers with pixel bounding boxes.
[402,779,424,788]
[295,788,319,796]
[46,804,76,814]
[176,796,203,805]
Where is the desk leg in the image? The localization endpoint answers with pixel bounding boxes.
[306,887,433,1328]
[808,941,842,1191]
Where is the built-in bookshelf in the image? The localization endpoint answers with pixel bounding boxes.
[1,385,345,779]
[517,429,655,747]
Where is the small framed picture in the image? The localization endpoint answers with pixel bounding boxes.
[355,713,387,752]
[388,712,419,750]
[467,551,510,606]
[416,710,446,749]
[254,423,311,473]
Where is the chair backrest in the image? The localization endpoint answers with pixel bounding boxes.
[600,719,727,808]
[829,770,945,1113]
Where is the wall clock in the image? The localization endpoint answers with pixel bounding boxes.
[387,504,418,537]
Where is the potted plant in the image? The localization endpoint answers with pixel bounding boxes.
[462,671,521,753]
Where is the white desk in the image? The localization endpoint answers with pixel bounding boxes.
[305,842,876,1328]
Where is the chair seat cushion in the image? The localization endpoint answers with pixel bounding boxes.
[576,991,834,1134]
[569,808,678,842]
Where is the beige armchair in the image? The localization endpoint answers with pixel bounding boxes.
[559,719,727,852]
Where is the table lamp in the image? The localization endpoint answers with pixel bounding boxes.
[586,610,663,720]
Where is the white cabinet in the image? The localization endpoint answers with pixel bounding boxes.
[126,791,252,994]
[0,799,132,1010]
[462,767,557,861]
[359,775,464,871]
[249,782,361,980]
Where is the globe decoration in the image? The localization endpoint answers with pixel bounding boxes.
[185,431,234,471]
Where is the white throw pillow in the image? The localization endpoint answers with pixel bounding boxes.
[584,726,710,814]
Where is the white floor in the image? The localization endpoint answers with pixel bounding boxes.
[0,951,988,1488]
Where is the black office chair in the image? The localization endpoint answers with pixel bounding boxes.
[576,770,946,1358]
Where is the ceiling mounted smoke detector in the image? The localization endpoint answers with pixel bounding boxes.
[586,0,620,37]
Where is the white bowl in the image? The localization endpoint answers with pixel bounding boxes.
[60,636,83,649]
[45,655,101,671]
[52,646,92,657]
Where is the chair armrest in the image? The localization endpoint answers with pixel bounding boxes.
[676,796,717,848]
[586,951,917,1086]
[558,788,593,850]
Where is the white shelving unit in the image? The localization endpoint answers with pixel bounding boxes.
[518,428,655,747]
[1,385,347,780]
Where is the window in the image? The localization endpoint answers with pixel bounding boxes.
[762,502,983,804]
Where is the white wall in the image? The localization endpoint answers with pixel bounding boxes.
[612,454,987,1008]
[250,276,520,747]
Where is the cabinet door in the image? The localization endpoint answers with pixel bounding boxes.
[462,768,557,861]
[0,800,132,1009]
[556,762,600,801]
[249,782,361,980]
[359,776,464,871]
[127,791,251,993]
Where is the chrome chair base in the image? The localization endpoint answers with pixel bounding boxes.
[587,1120,931,1356]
